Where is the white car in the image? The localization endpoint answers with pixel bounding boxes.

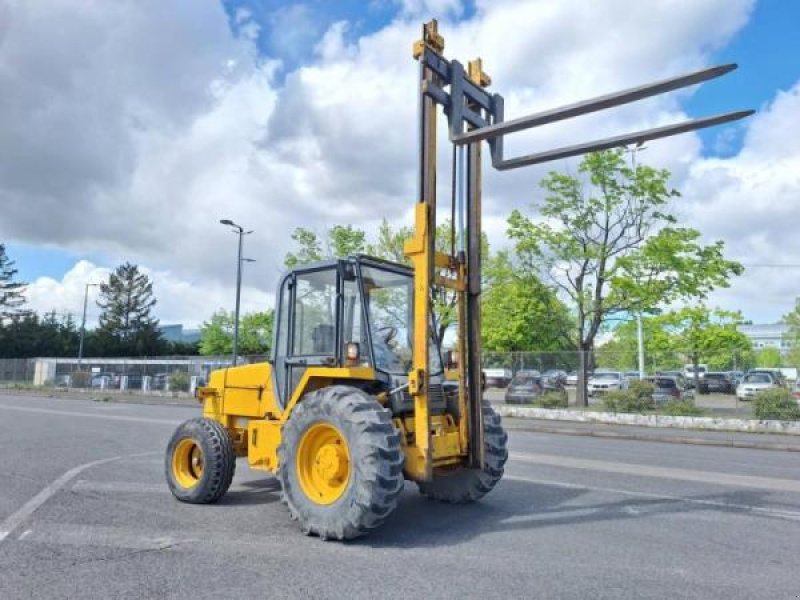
[588,371,626,396]
[736,372,778,401]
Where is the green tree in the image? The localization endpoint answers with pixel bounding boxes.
[660,306,753,385]
[781,303,800,366]
[284,225,366,268]
[507,150,742,405]
[199,309,274,356]
[594,316,681,372]
[0,243,27,321]
[366,218,490,343]
[755,346,782,368]
[481,250,573,352]
[0,311,79,358]
[95,263,164,356]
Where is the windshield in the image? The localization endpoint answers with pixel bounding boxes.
[511,376,541,386]
[593,372,620,381]
[649,377,677,389]
[360,265,443,375]
[744,373,771,383]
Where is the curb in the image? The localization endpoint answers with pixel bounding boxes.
[502,421,800,453]
[0,388,198,408]
[496,405,800,435]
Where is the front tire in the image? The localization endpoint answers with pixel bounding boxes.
[417,402,508,503]
[278,385,404,540]
[165,418,236,504]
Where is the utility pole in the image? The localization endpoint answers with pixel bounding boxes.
[220,219,254,366]
[637,313,645,379]
[78,282,99,369]
[627,143,648,380]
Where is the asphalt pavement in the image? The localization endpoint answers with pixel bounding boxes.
[1,392,799,599]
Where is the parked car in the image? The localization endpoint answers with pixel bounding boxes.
[747,368,787,388]
[736,372,779,401]
[483,368,512,389]
[542,369,568,386]
[698,372,736,395]
[793,379,800,402]
[565,371,578,387]
[505,370,567,404]
[645,375,692,404]
[623,371,641,382]
[588,371,626,396]
[683,363,708,389]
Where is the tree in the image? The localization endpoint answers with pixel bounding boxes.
[481,250,573,352]
[199,309,274,356]
[781,303,800,367]
[755,346,782,368]
[507,150,743,405]
[367,218,491,344]
[596,307,752,374]
[96,263,164,356]
[0,243,27,321]
[660,306,753,385]
[0,311,80,358]
[594,317,681,372]
[284,225,366,269]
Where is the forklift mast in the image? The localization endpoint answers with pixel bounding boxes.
[404,20,751,475]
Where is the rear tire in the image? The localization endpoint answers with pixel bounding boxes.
[417,402,508,503]
[165,418,236,504]
[278,385,404,540]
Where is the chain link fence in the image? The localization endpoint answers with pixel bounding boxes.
[0,355,269,394]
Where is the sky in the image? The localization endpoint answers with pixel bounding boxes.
[1,0,799,329]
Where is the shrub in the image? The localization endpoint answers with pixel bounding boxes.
[752,388,800,421]
[628,379,655,399]
[659,400,705,417]
[168,370,191,392]
[534,391,568,409]
[602,389,655,414]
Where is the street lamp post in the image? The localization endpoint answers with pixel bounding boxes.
[220,219,254,366]
[78,283,99,369]
[626,143,648,380]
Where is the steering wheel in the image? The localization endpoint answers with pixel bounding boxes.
[376,326,398,344]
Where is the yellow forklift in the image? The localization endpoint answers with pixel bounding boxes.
[165,21,750,540]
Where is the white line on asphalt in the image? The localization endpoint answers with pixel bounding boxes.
[0,404,182,425]
[0,452,159,545]
[509,451,800,493]
[22,522,180,551]
[504,474,800,522]
[70,479,280,496]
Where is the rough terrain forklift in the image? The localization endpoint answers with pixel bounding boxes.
[165,21,751,540]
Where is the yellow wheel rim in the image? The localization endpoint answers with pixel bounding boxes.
[172,438,204,489]
[296,423,351,505]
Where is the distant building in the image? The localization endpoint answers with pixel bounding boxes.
[737,322,791,352]
[159,324,201,345]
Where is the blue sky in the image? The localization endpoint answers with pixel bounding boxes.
[3,0,799,326]
[11,0,797,282]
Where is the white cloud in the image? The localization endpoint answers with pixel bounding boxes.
[6,0,788,328]
[25,260,271,329]
[686,81,800,321]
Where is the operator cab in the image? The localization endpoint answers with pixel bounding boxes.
[272,255,446,414]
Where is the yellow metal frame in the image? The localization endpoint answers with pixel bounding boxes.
[191,20,483,485]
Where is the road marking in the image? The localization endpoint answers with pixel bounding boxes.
[0,452,158,545]
[509,451,800,493]
[22,523,179,551]
[71,480,167,494]
[0,404,182,425]
[504,474,800,522]
[70,479,279,496]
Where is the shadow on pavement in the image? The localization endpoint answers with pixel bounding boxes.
[360,479,777,548]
